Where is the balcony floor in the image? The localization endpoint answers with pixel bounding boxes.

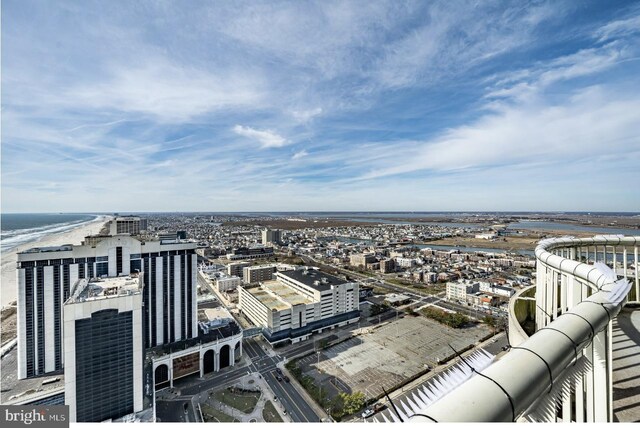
[612,306,640,422]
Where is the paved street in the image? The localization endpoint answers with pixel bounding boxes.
[164,338,322,422]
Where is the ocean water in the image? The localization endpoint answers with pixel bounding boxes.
[1,213,98,253]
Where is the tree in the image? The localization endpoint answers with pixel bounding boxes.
[339,391,366,415]
[482,315,496,329]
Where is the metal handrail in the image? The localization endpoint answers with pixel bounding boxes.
[409,235,638,422]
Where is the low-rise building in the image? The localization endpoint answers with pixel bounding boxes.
[216,276,241,293]
[226,246,274,260]
[395,257,416,268]
[479,282,516,297]
[384,293,412,306]
[446,280,480,302]
[467,292,498,308]
[423,272,438,283]
[350,253,376,268]
[380,258,395,273]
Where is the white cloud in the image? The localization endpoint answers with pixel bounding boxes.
[233,125,289,148]
[485,43,628,102]
[291,108,323,123]
[361,85,640,180]
[292,150,308,160]
[68,58,265,122]
[594,13,640,42]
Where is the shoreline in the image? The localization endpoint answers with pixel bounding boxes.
[0,216,112,308]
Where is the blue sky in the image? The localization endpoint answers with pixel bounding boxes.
[2,0,640,213]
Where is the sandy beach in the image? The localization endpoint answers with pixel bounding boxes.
[0,216,111,308]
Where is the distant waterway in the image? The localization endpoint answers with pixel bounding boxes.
[317,236,534,256]
[317,236,375,244]
[312,215,639,235]
[400,243,535,257]
[507,221,639,236]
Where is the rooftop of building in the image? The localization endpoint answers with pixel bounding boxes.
[244,264,276,271]
[0,345,64,405]
[246,286,290,311]
[145,314,242,360]
[18,244,74,254]
[66,275,141,304]
[278,268,346,291]
[262,280,314,306]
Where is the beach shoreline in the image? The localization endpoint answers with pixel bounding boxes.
[0,216,111,308]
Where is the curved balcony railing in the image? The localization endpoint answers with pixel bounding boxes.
[407,235,638,423]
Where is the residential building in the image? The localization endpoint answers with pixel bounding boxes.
[466,292,498,308]
[243,265,276,284]
[238,267,359,344]
[64,275,144,422]
[350,253,376,268]
[395,257,416,268]
[227,261,250,278]
[424,272,438,283]
[261,229,282,245]
[446,281,480,302]
[216,276,241,293]
[380,258,395,273]
[479,282,516,297]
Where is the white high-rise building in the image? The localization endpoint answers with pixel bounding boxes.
[16,218,198,379]
[261,229,282,245]
[64,275,144,422]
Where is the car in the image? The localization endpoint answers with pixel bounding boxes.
[361,409,374,418]
[275,374,283,381]
[283,375,290,382]
[276,368,283,376]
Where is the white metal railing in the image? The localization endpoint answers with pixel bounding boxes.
[407,235,638,423]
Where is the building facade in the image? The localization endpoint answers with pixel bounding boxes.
[478,282,516,297]
[16,218,198,379]
[63,276,144,422]
[446,281,480,302]
[350,253,376,268]
[380,258,395,273]
[109,216,147,236]
[243,265,275,284]
[226,246,274,260]
[216,276,241,293]
[227,261,250,277]
[238,268,359,344]
[261,229,282,245]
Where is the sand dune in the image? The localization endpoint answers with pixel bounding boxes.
[0,216,111,308]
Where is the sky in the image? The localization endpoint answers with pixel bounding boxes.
[2,0,640,213]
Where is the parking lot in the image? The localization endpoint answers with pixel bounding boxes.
[297,315,490,400]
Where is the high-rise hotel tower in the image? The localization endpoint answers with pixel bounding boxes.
[16,216,198,379]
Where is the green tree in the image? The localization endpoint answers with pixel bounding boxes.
[482,315,496,328]
[340,391,366,415]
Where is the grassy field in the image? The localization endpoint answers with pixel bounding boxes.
[200,403,238,423]
[212,389,261,414]
[262,400,283,422]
